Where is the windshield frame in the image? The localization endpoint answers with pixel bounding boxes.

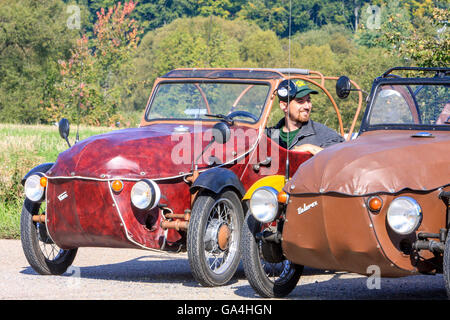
[143,79,273,125]
[359,77,450,134]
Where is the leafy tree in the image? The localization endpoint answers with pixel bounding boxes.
[238,0,373,37]
[0,0,79,123]
[237,0,289,35]
[383,7,449,67]
[197,0,244,18]
[83,0,200,34]
[355,0,412,48]
[50,1,142,125]
[401,0,436,17]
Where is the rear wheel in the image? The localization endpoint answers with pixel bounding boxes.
[20,199,77,275]
[187,189,244,287]
[241,213,302,298]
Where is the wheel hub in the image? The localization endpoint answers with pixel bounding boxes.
[217,224,230,251]
[204,219,230,252]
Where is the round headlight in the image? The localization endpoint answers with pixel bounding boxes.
[24,174,45,202]
[249,187,279,223]
[387,196,422,235]
[130,179,161,210]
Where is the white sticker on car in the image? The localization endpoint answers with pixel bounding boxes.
[58,191,68,201]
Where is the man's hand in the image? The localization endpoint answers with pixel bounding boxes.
[292,143,323,155]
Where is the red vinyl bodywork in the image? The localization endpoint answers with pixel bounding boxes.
[45,123,312,250]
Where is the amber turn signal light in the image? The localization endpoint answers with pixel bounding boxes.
[277,191,289,204]
[367,196,383,212]
[39,176,48,188]
[111,180,124,193]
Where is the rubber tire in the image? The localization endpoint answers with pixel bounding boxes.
[444,232,450,299]
[241,213,303,298]
[20,199,77,275]
[187,189,244,287]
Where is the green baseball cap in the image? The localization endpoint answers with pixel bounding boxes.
[294,80,318,98]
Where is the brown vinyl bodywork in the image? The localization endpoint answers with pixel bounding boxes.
[42,68,362,252]
[282,129,450,276]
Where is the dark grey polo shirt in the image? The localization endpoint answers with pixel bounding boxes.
[266,118,345,150]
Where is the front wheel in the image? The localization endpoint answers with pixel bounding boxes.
[20,199,77,275]
[187,189,244,287]
[241,213,303,298]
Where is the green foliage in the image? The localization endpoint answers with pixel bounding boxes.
[237,0,289,35]
[0,0,79,123]
[355,0,448,68]
[85,0,201,34]
[50,1,142,126]
[355,1,412,48]
[0,0,447,127]
[197,0,242,18]
[83,0,373,37]
[237,0,374,37]
[383,7,449,67]
[125,16,283,112]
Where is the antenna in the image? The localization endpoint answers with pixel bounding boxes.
[285,0,292,182]
[76,39,83,144]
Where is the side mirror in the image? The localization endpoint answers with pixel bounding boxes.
[193,121,231,170]
[58,118,71,148]
[212,121,231,144]
[336,76,352,99]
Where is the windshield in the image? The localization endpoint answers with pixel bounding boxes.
[368,83,450,127]
[146,81,270,123]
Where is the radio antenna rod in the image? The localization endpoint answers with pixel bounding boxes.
[285,0,292,181]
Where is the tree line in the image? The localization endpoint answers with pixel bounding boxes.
[0,0,447,127]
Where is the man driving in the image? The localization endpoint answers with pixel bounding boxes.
[267,80,345,155]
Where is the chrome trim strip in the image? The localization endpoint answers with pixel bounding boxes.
[107,180,165,253]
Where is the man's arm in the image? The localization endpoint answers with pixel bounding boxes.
[291,143,323,155]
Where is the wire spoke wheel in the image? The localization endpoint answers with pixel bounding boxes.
[203,199,236,273]
[38,232,64,261]
[188,189,244,287]
[259,241,296,284]
[241,213,302,298]
[20,198,77,275]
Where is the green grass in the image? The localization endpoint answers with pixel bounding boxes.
[0,123,113,239]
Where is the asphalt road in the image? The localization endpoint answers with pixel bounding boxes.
[0,239,448,300]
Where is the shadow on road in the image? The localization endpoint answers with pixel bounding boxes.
[21,254,196,284]
[19,254,448,300]
[233,271,447,300]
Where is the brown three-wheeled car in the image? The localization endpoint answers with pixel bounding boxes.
[241,67,450,298]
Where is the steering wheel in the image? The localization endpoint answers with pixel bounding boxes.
[227,110,258,122]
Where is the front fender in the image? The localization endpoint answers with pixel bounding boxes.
[21,162,55,186]
[242,175,286,200]
[190,167,246,197]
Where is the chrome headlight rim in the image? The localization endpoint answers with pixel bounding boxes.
[130,179,161,210]
[387,196,422,235]
[249,186,279,224]
[24,173,46,202]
